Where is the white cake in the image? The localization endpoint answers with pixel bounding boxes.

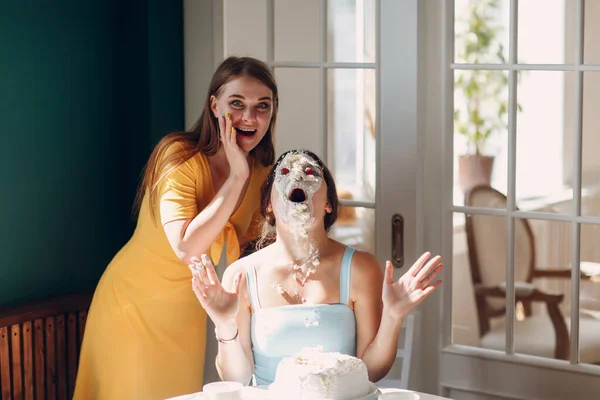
[268,348,373,400]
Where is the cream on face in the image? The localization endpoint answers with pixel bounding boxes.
[273,152,323,232]
[272,151,324,288]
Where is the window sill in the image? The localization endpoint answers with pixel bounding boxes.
[441,344,600,376]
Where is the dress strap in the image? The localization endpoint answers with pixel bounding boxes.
[244,264,262,311]
[339,247,356,305]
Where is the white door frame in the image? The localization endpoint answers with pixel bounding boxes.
[422,0,600,398]
[378,0,429,391]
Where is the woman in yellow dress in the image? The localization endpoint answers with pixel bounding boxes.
[73,56,278,400]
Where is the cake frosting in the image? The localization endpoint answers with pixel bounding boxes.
[268,348,373,400]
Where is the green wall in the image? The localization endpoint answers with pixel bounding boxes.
[0,1,184,306]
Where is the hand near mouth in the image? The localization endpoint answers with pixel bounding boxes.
[218,111,249,181]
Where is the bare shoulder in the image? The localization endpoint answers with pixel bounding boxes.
[222,259,247,283]
[222,246,272,283]
[351,249,382,276]
[349,249,384,293]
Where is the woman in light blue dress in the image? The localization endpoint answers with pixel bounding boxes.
[190,149,443,386]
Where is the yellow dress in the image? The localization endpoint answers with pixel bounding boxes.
[73,149,270,400]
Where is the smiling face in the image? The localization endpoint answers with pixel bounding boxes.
[210,75,274,153]
[270,152,328,232]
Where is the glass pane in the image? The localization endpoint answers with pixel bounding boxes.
[274,0,320,62]
[580,222,600,364]
[581,72,600,217]
[329,207,375,254]
[454,0,509,64]
[327,0,376,63]
[327,68,376,203]
[274,68,321,156]
[584,0,600,65]
[515,71,574,215]
[451,212,507,350]
[514,218,571,361]
[224,0,268,60]
[453,70,508,207]
[518,0,576,64]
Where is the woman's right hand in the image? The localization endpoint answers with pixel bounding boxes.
[218,111,250,181]
[190,254,243,325]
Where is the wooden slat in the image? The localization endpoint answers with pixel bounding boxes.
[0,293,93,328]
[55,315,67,400]
[0,327,11,400]
[66,313,77,399]
[22,322,33,400]
[11,325,23,400]
[0,293,92,400]
[77,311,87,351]
[33,320,44,400]
[45,318,56,400]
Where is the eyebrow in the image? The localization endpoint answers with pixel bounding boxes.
[228,94,272,101]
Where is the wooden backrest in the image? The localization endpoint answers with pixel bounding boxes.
[465,185,536,334]
[465,186,535,286]
[0,292,92,400]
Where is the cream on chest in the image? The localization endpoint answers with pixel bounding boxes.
[254,257,346,307]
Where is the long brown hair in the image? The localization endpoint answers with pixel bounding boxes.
[133,56,279,221]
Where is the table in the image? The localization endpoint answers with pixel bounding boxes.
[379,388,451,399]
[166,387,452,400]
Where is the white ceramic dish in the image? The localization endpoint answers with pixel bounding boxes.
[246,383,380,400]
[170,383,382,400]
[378,390,420,400]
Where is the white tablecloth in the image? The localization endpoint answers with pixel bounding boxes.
[166,387,452,400]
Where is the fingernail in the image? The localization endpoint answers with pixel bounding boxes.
[201,254,211,265]
[231,127,235,134]
[225,110,229,118]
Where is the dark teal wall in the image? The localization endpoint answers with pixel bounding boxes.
[0,1,184,306]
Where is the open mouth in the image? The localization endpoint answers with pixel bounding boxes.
[235,127,256,137]
[288,187,307,203]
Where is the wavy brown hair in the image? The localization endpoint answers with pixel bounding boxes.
[133,56,279,222]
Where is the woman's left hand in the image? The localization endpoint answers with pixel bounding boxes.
[382,252,443,321]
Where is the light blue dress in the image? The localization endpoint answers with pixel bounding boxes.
[244,246,358,386]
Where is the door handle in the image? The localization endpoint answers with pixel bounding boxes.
[391,213,404,268]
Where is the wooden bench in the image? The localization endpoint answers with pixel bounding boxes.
[0,292,93,400]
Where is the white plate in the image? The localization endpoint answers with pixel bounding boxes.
[240,383,381,400]
[356,383,382,400]
[167,383,381,400]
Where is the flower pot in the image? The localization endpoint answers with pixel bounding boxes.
[458,154,495,193]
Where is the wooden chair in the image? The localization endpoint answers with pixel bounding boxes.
[0,291,92,400]
[378,312,416,389]
[464,185,600,363]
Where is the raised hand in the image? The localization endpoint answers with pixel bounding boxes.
[190,254,242,325]
[382,252,443,320]
[218,111,249,181]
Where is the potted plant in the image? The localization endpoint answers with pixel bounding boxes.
[454,0,521,193]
